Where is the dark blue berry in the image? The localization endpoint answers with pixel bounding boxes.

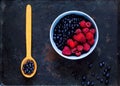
[91,72,95,77]
[82,75,87,81]
[99,62,103,68]
[81,81,85,86]
[105,79,109,85]
[107,66,111,71]
[105,73,110,78]
[91,81,95,86]
[96,76,100,80]
[100,78,104,83]
[86,81,91,86]
[88,63,93,69]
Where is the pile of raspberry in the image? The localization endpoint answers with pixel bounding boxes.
[62,20,96,56]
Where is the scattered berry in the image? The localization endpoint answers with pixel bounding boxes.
[82,75,87,81]
[100,78,104,83]
[105,79,109,85]
[105,73,110,79]
[88,63,93,69]
[62,46,71,56]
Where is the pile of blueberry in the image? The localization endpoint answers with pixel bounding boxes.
[22,60,34,75]
[81,61,111,86]
[53,14,89,50]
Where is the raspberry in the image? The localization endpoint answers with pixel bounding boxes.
[75,28,81,34]
[82,28,89,34]
[67,39,76,48]
[77,45,83,51]
[86,32,94,41]
[62,46,71,56]
[85,22,91,28]
[79,20,86,28]
[71,48,77,53]
[75,51,81,56]
[83,43,90,51]
[90,28,96,34]
[73,33,86,43]
[88,39,95,45]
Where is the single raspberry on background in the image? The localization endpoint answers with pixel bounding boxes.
[86,32,94,41]
[82,28,89,34]
[71,48,77,53]
[77,45,83,51]
[85,22,91,28]
[75,28,81,34]
[88,39,95,45]
[83,43,90,51]
[75,51,81,56]
[90,28,96,34]
[62,46,71,56]
[73,33,86,43]
[67,39,76,48]
[79,20,86,28]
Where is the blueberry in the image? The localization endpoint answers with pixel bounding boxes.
[81,81,85,86]
[96,76,100,80]
[86,81,91,86]
[91,72,95,77]
[105,73,110,78]
[107,66,111,71]
[82,75,87,81]
[99,62,103,68]
[88,63,93,69]
[105,79,109,85]
[103,71,106,76]
[104,68,108,73]
[100,78,104,83]
[56,36,59,39]
[91,81,95,86]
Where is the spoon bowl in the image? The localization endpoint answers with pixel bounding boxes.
[21,57,37,78]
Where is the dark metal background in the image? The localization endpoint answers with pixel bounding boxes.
[1,0,119,85]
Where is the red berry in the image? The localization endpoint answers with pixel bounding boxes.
[90,28,96,34]
[79,20,86,28]
[89,39,95,45]
[75,28,81,34]
[83,43,90,51]
[73,33,86,43]
[86,32,94,41]
[82,28,89,34]
[67,39,76,48]
[75,51,81,56]
[77,45,83,51]
[62,46,71,56]
[71,48,77,53]
[85,22,91,28]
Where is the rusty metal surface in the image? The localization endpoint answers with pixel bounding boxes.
[1,0,119,85]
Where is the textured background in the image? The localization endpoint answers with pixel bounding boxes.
[1,0,119,85]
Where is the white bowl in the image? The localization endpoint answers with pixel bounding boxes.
[50,11,99,60]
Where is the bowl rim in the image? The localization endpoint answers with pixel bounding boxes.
[50,10,99,60]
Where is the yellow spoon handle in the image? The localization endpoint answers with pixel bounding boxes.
[26,4,32,57]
